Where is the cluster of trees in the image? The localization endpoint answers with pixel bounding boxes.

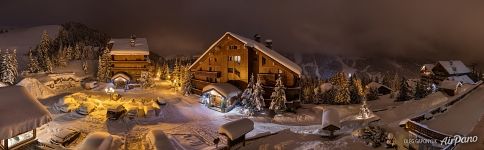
[301,71,433,105]
[241,74,266,116]
[168,60,193,95]
[96,47,111,82]
[0,49,18,84]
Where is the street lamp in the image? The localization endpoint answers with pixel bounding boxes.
[105,87,115,100]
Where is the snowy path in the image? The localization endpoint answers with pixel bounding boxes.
[422,86,484,135]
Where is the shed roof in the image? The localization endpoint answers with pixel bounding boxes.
[448,75,475,84]
[436,60,471,75]
[0,86,52,140]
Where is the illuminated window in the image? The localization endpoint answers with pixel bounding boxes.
[234,56,241,64]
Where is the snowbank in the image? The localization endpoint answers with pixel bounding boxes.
[16,77,54,99]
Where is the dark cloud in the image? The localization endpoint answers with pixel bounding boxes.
[1,0,484,65]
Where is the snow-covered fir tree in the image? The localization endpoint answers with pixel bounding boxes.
[396,77,412,101]
[27,48,41,73]
[253,79,266,112]
[66,46,73,60]
[349,75,364,104]
[414,80,429,100]
[97,47,111,82]
[74,43,81,60]
[38,30,52,72]
[139,71,153,88]
[1,49,16,84]
[241,74,255,115]
[162,63,170,80]
[332,72,351,104]
[182,71,193,96]
[269,75,287,113]
[82,60,88,74]
[11,49,18,78]
[366,87,379,101]
[171,60,182,90]
[58,42,68,67]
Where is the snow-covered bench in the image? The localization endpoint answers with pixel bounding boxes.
[218,118,254,149]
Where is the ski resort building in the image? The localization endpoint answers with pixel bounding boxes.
[189,32,302,111]
[108,36,151,88]
[0,86,52,150]
[200,83,242,112]
[421,60,477,85]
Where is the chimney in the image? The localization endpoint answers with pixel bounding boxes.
[254,34,262,42]
[265,39,273,49]
[130,34,137,47]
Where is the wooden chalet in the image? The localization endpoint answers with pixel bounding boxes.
[108,36,151,88]
[189,32,302,109]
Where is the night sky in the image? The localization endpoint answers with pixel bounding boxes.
[1,0,484,64]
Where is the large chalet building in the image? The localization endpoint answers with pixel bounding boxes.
[420,60,477,84]
[108,36,151,88]
[189,32,302,112]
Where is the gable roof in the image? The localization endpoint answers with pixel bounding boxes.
[189,32,302,76]
[366,82,392,91]
[0,86,52,140]
[421,64,435,71]
[435,60,471,75]
[202,83,241,99]
[448,75,475,84]
[109,38,149,55]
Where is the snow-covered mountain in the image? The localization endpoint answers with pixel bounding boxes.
[0,25,60,71]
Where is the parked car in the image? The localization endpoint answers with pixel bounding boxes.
[76,102,97,115]
[77,132,113,150]
[146,130,176,150]
[156,97,167,105]
[50,128,80,146]
[83,81,98,90]
[107,105,127,120]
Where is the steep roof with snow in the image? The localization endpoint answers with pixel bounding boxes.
[218,118,254,140]
[109,38,149,55]
[189,32,302,76]
[448,75,475,84]
[0,86,52,140]
[366,82,392,91]
[421,64,435,71]
[436,60,471,75]
[202,83,241,99]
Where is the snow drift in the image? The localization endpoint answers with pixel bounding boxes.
[16,77,54,99]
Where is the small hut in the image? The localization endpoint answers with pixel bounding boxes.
[322,109,340,138]
[365,82,392,95]
[201,83,241,112]
[0,86,52,149]
[439,80,462,96]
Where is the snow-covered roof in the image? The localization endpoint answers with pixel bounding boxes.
[366,82,392,91]
[421,64,435,71]
[218,118,254,140]
[16,78,54,99]
[78,132,113,150]
[111,72,131,81]
[436,60,471,75]
[109,38,149,55]
[322,109,340,130]
[189,32,302,76]
[439,80,462,90]
[202,83,241,99]
[0,86,52,140]
[448,75,475,84]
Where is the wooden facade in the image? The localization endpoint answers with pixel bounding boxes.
[190,32,302,105]
[109,38,151,82]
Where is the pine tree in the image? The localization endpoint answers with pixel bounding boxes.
[139,71,153,88]
[82,60,88,74]
[1,49,15,84]
[58,43,68,67]
[253,79,266,111]
[397,77,412,101]
[74,43,81,60]
[11,49,18,78]
[27,48,40,73]
[38,30,52,72]
[97,47,111,82]
[269,75,287,113]
[350,75,365,104]
[366,87,379,101]
[163,63,170,80]
[171,60,181,90]
[66,45,73,60]
[241,74,255,115]
[332,72,351,104]
[414,80,430,100]
[183,72,193,96]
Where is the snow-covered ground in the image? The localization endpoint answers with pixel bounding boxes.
[31,80,381,150]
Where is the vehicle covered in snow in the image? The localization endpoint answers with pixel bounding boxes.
[107,105,127,120]
[83,81,98,90]
[218,118,254,148]
[77,132,113,150]
[76,102,97,115]
[146,130,176,150]
[55,96,80,113]
[50,128,80,146]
